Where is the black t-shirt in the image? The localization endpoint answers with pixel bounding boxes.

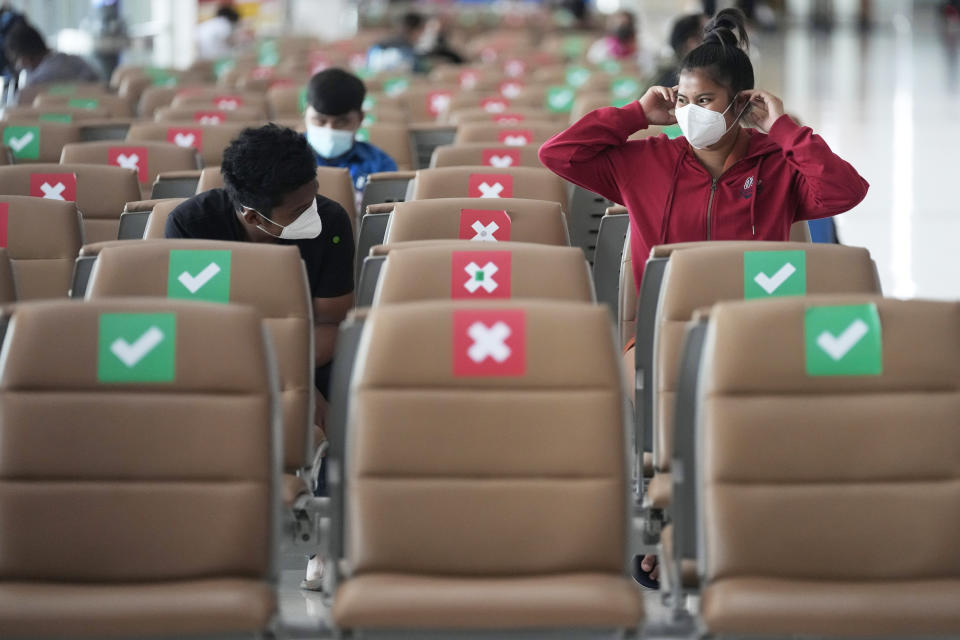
[165,188,354,298]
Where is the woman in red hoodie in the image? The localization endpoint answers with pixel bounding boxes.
[539,8,869,291]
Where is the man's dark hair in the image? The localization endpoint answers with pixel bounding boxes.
[306,67,365,116]
[221,124,317,217]
[216,4,241,23]
[670,13,706,58]
[400,11,424,32]
[4,22,48,60]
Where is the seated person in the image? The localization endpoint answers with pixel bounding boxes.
[587,10,639,63]
[647,13,708,89]
[366,10,426,73]
[5,21,100,91]
[165,124,355,400]
[305,68,397,196]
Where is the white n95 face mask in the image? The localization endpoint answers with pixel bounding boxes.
[675,96,745,149]
[307,124,355,159]
[248,198,323,241]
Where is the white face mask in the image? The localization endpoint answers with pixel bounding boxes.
[246,197,323,241]
[306,124,355,159]
[675,95,746,149]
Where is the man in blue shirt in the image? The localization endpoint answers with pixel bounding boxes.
[305,68,397,198]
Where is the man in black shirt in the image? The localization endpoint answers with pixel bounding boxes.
[166,124,354,397]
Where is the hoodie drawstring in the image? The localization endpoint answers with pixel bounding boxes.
[658,151,687,244]
[749,156,764,237]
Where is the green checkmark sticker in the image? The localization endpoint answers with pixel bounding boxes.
[98,312,176,383]
[68,98,99,110]
[546,85,575,113]
[39,113,72,123]
[167,249,232,303]
[744,250,806,299]
[565,66,591,88]
[3,125,40,160]
[804,304,882,377]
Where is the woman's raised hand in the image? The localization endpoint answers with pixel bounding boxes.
[638,85,678,126]
[740,89,785,133]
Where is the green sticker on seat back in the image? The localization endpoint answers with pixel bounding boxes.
[662,124,684,139]
[98,313,176,383]
[3,125,40,160]
[804,304,882,376]
[599,60,622,74]
[167,249,232,303]
[383,77,410,96]
[362,96,376,110]
[744,250,806,299]
[545,85,575,113]
[47,84,76,95]
[258,40,279,66]
[565,66,591,88]
[146,68,176,87]
[68,98,99,109]
[214,58,235,79]
[39,113,73,123]
[611,77,640,99]
[355,127,370,142]
[298,86,308,113]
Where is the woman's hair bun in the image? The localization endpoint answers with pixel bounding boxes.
[702,8,750,52]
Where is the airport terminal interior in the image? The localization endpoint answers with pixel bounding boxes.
[0,0,956,638]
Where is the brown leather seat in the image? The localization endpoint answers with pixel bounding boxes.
[0,249,16,302]
[393,86,459,123]
[33,93,134,118]
[136,85,215,119]
[0,195,83,299]
[383,197,569,245]
[450,107,567,126]
[430,143,544,169]
[141,199,187,239]
[0,298,277,637]
[699,296,960,637]
[0,122,81,163]
[0,164,140,243]
[170,91,269,118]
[373,241,593,305]
[60,141,199,199]
[14,82,107,108]
[409,166,568,211]
[85,240,315,478]
[651,242,881,478]
[125,122,249,167]
[153,105,263,123]
[332,300,644,632]
[2,106,112,121]
[454,121,562,146]
[362,122,414,171]
[265,85,306,120]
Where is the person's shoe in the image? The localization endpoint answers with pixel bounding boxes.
[633,554,660,590]
[300,555,325,592]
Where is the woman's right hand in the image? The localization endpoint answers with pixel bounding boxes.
[638,85,678,126]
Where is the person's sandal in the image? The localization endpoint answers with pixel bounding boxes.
[633,554,660,589]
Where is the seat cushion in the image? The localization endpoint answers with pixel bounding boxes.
[333,573,644,630]
[0,579,275,638]
[703,577,960,637]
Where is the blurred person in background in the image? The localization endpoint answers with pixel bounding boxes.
[5,21,100,90]
[367,10,427,73]
[417,15,466,67]
[648,13,708,89]
[587,10,638,63]
[0,5,25,83]
[84,0,128,81]
[305,68,397,203]
[195,2,240,61]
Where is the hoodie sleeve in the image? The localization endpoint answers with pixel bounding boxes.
[538,100,650,205]
[766,115,869,221]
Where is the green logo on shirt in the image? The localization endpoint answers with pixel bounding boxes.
[167,249,232,303]
[98,313,176,383]
[804,304,882,376]
[4,125,40,160]
[744,250,807,299]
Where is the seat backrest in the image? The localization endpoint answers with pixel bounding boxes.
[265,85,304,119]
[346,300,628,577]
[86,240,313,471]
[410,166,568,210]
[450,107,566,126]
[430,143,544,169]
[14,82,106,107]
[153,105,264,123]
[653,242,882,472]
[0,164,141,244]
[137,85,211,118]
[126,122,248,167]
[618,234,634,347]
[384,197,569,246]
[0,298,276,584]
[33,93,134,118]
[142,199,187,239]
[397,86,460,123]
[0,249,16,303]
[700,296,960,588]
[60,141,199,191]
[0,195,83,299]
[2,106,112,121]
[170,92,269,117]
[361,122,414,171]
[373,242,593,305]
[0,122,81,163]
[454,121,561,146]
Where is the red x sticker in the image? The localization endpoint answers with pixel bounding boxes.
[166,127,203,151]
[193,110,224,124]
[451,251,512,300]
[481,97,510,113]
[482,148,520,168]
[499,80,525,99]
[498,129,533,146]
[29,173,76,202]
[493,113,525,125]
[503,59,527,78]
[453,309,526,377]
[269,78,295,90]
[250,66,274,80]
[213,95,243,110]
[468,174,513,199]
[309,52,331,73]
[426,90,453,117]
[459,70,480,89]
[458,209,511,242]
[108,146,149,183]
[0,202,9,248]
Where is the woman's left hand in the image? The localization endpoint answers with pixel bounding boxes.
[740,89,785,133]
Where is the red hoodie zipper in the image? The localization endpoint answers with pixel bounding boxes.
[705,177,718,240]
